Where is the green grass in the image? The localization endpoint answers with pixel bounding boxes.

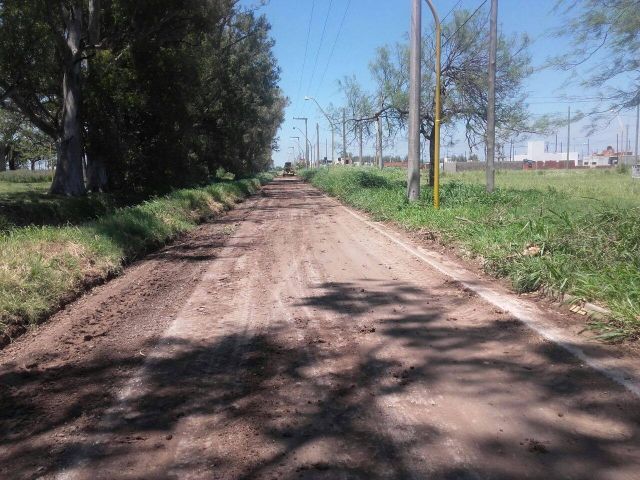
[447,168,640,207]
[0,181,143,231]
[0,175,271,338]
[0,169,54,183]
[302,167,640,340]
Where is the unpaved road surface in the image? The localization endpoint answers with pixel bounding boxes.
[1,178,639,479]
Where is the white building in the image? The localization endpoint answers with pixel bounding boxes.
[580,147,633,167]
[581,155,613,167]
[514,141,579,163]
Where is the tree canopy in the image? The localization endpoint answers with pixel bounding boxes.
[0,0,285,195]
[332,8,539,182]
[553,0,640,114]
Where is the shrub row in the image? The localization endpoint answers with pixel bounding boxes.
[0,175,271,341]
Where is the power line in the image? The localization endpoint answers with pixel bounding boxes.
[443,0,488,47]
[442,0,465,23]
[295,0,315,109]
[528,95,605,100]
[314,0,351,97]
[527,99,605,104]
[306,0,334,95]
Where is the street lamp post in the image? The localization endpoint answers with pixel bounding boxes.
[408,0,441,208]
[293,126,312,167]
[290,136,303,161]
[293,117,309,166]
[305,96,336,164]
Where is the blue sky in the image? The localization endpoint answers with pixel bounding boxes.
[242,0,638,165]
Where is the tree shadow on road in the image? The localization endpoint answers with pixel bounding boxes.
[1,281,639,479]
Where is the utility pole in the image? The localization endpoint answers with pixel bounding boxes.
[555,133,558,153]
[635,103,639,162]
[316,122,320,168]
[567,105,571,168]
[342,109,347,160]
[616,133,619,153]
[359,123,363,165]
[626,124,630,153]
[294,117,308,167]
[305,97,336,163]
[290,136,302,161]
[377,115,383,169]
[408,0,440,205]
[407,0,422,200]
[486,0,498,192]
[331,129,335,163]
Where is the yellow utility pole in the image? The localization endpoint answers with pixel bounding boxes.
[427,0,442,209]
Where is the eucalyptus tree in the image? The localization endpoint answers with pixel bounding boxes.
[194,9,286,177]
[0,109,55,170]
[0,0,285,194]
[0,110,23,170]
[0,1,107,195]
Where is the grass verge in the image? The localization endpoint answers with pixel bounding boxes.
[0,174,271,342]
[301,167,640,341]
[0,170,54,183]
[0,181,145,231]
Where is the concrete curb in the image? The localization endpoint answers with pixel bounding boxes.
[342,205,640,399]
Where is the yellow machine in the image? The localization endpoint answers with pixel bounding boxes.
[282,162,295,176]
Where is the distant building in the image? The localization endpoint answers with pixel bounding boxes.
[581,146,632,167]
[514,141,579,165]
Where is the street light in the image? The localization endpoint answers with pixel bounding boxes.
[293,126,312,167]
[290,136,302,160]
[408,0,441,208]
[293,117,309,167]
[305,96,336,163]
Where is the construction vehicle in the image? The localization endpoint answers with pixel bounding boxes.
[282,161,295,176]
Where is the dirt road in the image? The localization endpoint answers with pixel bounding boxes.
[1,178,639,479]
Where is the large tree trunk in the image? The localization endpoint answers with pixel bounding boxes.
[0,148,5,171]
[86,152,108,192]
[8,145,17,170]
[88,0,101,45]
[84,0,108,192]
[50,4,86,196]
